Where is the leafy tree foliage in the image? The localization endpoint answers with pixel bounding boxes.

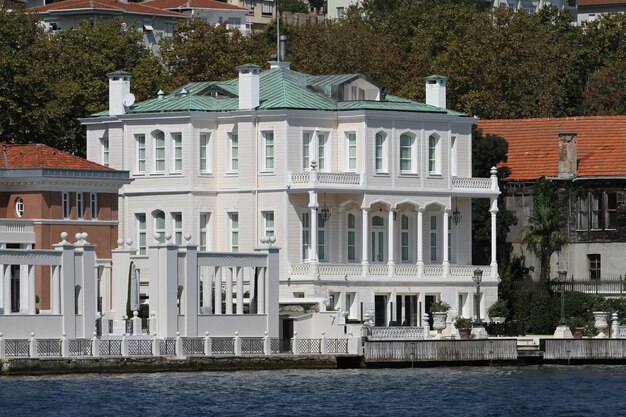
[279,0,308,14]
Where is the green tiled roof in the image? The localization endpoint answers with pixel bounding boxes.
[93,68,466,117]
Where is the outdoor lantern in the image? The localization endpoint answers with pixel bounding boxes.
[472,268,483,286]
[452,198,462,225]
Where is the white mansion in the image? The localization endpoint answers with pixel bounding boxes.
[82,63,500,336]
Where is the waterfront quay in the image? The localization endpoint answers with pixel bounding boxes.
[6,338,626,375]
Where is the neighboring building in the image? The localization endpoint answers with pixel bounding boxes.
[145,0,251,34]
[577,0,626,24]
[224,0,274,31]
[27,0,187,53]
[478,116,626,283]
[82,65,500,338]
[0,143,130,311]
[327,0,354,19]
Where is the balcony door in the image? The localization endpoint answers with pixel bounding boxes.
[371,215,385,263]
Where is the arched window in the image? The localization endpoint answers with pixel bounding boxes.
[399,134,416,173]
[374,132,387,173]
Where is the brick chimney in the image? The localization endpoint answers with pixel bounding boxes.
[558,132,577,178]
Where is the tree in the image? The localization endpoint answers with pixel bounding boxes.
[522,178,567,282]
[279,0,308,13]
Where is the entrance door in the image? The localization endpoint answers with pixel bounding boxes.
[374,295,387,326]
[280,318,294,352]
[371,215,385,263]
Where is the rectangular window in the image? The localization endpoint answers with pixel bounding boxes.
[317,133,326,171]
[263,131,274,171]
[430,215,437,262]
[428,134,440,174]
[172,212,182,245]
[200,133,211,173]
[347,133,357,171]
[302,212,310,260]
[302,132,311,170]
[90,193,98,220]
[607,192,617,229]
[62,192,70,219]
[451,135,458,177]
[154,211,166,243]
[155,131,165,172]
[337,7,344,18]
[347,213,356,262]
[229,132,239,172]
[401,215,409,262]
[399,134,413,172]
[137,213,147,255]
[229,212,239,252]
[588,254,601,280]
[100,136,109,167]
[136,134,146,173]
[375,133,385,172]
[262,211,275,237]
[578,194,589,230]
[76,193,84,219]
[448,219,453,262]
[262,0,273,14]
[318,213,326,261]
[199,213,210,251]
[591,192,601,229]
[172,133,182,172]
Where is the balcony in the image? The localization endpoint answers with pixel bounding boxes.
[288,171,362,189]
[451,177,493,190]
[0,219,35,244]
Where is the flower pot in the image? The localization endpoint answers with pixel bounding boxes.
[572,327,585,339]
[432,312,448,338]
[491,317,506,325]
[593,311,609,338]
[458,328,471,340]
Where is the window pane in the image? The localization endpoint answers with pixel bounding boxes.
[302,132,311,169]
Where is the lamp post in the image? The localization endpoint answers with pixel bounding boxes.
[553,269,573,338]
[471,268,488,339]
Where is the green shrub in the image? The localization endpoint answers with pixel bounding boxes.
[429,300,451,313]
[454,316,473,329]
[488,299,509,318]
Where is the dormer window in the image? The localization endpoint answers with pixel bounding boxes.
[351,86,365,101]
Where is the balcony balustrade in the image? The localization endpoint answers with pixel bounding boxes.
[289,263,492,280]
[0,219,35,244]
[288,171,362,188]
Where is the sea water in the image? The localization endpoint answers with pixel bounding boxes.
[1,366,625,416]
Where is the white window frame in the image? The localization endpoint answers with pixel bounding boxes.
[199,132,211,174]
[136,213,147,255]
[428,133,442,175]
[199,212,210,251]
[302,130,330,171]
[262,130,275,172]
[302,131,312,170]
[15,198,24,217]
[401,214,410,262]
[153,210,166,243]
[76,193,84,220]
[450,135,458,177]
[347,212,357,262]
[301,211,310,261]
[430,214,438,262]
[154,131,166,173]
[62,192,70,219]
[262,211,275,238]
[261,0,273,14]
[101,136,109,167]
[346,132,357,172]
[172,212,182,245]
[229,132,239,173]
[374,131,388,174]
[136,134,146,173]
[399,132,417,174]
[229,212,239,252]
[171,132,182,173]
[90,193,98,220]
[318,212,328,262]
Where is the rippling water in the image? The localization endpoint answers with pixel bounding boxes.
[1,366,626,416]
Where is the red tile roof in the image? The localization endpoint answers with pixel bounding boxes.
[0,144,112,171]
[145,0,248,11]
[477,116,626,181]
[29,0,187,17]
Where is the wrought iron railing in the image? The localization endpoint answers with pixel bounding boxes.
[299,338,321,354]
[241,337,264,354]
[37,339,62,357]
[212,337,234,355]
[183,338,204,355]
[128,339,152,356]
[159,339,176,356]
[270,338,292,354]
[68,339,92,356]
[549,280,626,295]
[5,340,29,357]
[327,338,349,354]
[99,339,122,356]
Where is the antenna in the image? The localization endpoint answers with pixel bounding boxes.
[276,0,280,63]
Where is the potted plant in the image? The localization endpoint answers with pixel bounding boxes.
[567,316,586,339]
[429,301,451,338]
[488,299,509,324]
[592,297,610,338]
[454,317,473,340]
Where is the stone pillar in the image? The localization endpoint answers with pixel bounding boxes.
[51,265,60,315]
[490,197,499,278]
[361,207,369,275]
[265,247,279,337]
[3,265,11,315]
[225,268,233,314]
[92,333,100,357]
[204,332,212,356]
[175,332,183,357]
[292,332,300,355]
[132,311,141,336]
[152,333,160,356]
[121,334,129,357]
[101,263,112,314]
[422,313,431,340]
[236,267,244,314]
[111,240,136,320]
[80,241,97,339]
[257,267,265,315]
[443,208,450,278]
[214,267,222,314]
[321,332,328,354]
[30,333,37,358]
[263,331,271,355]
[234,332,242,355]
[388,208,395,276]
[61,332,69,357]
[417,207,424,277]
[57,240,75,338]
[0,333,6,359]
[0,243,4,313]
[183,240,198,337]
[611,313,619,338]
[202,267,212,313]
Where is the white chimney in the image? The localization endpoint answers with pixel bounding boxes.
[236,64,261,110]
[107,70,132,116]
[424,75,448,109]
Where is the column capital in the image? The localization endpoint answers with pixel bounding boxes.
[361,206,369,212]
[443,207,451,215]
[418,207,426,214]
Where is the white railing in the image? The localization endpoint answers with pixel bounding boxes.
[0,219,34,233]
[395,264,419,276]
[423,265,443,276]
[448,265,491,277]
[289,263,492,279]
[369,264,389,275]
[290,263,311,275]
[290,172,310,184]
[288,171,361,186]
[317,263,362,276]
[616,326,626,338]
[368,326,426,340]
[452,177,492,189]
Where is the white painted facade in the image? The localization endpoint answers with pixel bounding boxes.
[82,67,500,338]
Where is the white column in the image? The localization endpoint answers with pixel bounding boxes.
[337,208,344,263]
[257,267,265,314]
[490,197,499,278]
[417,207,424,277]
[214,267,222,314]
[388,208,395,276]
[0,243,4,313]
[202,267,212,312]
[102,265,111,313]
[28,265,36,314]
[3,265,11,315]
[51,265,60,315]
[309,191,319,266]
[443,208,450,278]
[225,267,233,314]
[236,267,243,314]
[361,207,369,267]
